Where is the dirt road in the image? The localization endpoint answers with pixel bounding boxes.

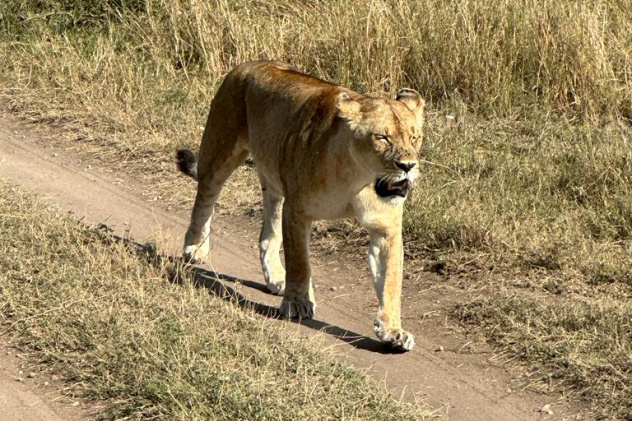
[0,115,580,420]
[0,344,88,421]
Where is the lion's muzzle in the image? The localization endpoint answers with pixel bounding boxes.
[374,159,418,198]
[375,177,410,198]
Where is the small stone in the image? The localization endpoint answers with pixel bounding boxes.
[539,404,553,415]
[27,372,36,379]
[18,370,23,375]
[15,377,23,382]
[330,286,337,291]
[52,153,58,157]
[435,345,444,352]
[43,381,50,386]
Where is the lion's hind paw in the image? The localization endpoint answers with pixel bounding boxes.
[183,244,209,265]
[266,280,285,296]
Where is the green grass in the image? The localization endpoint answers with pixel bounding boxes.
[0,183,432,420]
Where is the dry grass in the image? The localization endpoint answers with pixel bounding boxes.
[0,183,433,420]
[6,0,631,116]
[1,1,632,419]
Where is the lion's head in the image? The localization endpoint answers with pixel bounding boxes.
[336,89,425,201]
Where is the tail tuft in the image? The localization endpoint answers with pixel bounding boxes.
[176,149,198,181]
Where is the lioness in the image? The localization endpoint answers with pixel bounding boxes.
[177,61,424,351]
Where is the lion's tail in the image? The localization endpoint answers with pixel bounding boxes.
[176,149,198,181]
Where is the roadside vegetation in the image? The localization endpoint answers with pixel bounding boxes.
[0,183,431,420]
[0,1,630,419]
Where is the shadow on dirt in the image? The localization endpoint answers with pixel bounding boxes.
[96,227,403,354]
[187,266,407,355]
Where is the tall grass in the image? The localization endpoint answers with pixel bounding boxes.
[3,0,632,116]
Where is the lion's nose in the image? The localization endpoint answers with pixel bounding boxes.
[395,161,416,173]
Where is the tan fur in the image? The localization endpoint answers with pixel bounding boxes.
[182,60,425,350]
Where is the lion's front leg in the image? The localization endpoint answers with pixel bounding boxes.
[367,226,415,351]
[278,204,316,319]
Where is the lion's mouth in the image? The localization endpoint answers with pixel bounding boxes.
[375,178,409,198]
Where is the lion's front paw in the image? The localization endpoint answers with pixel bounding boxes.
[279,296,316,319]
[183,243,209,264]
[374,320,415,351]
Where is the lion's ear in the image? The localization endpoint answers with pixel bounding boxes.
[396,88,425,124]
[335,91,361,124]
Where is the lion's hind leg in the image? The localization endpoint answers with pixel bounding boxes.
[183,188,213,264]
[183,148,248,264]
[258,187,286,295]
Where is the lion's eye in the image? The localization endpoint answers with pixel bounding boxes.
[375,134,391,145]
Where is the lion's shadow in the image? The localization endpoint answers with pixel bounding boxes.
[97,229,402,354]
[184,266,405,354]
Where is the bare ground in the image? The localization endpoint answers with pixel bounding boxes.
[0,344,90,421]
[0,115,586,420]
